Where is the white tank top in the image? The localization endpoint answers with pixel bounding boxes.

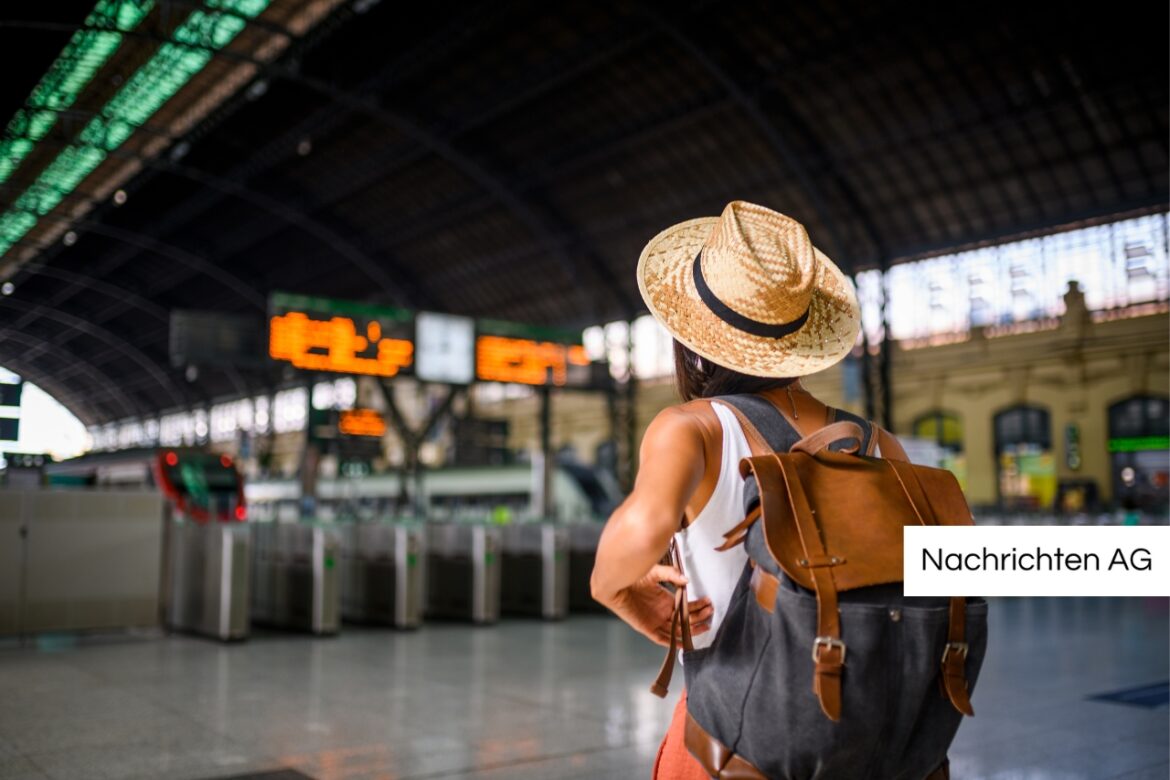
[674,402,752,650]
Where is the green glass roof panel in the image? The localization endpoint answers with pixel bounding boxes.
[0,1,153,185]
[0,0,270,259]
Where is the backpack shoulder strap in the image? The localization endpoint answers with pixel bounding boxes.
[710,394,803,455]
[820,408,909,462]
[872,422,909,462]
[709,398,771,456]
[827,407,876,456]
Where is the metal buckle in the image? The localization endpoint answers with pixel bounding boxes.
[941,641,968,664]
[811,636,847,663]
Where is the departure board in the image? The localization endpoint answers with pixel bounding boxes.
[338,409,387,437]
[268,294,598,387]
[475,319,590,386]
[268,293,414,377]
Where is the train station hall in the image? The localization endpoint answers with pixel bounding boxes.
[0,2,1167,779]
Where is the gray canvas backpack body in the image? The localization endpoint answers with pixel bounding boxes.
[651,394,988,779]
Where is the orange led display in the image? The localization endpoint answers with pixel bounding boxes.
[269,311,413,377]
[475,335,590,386]
[338,409,387,437]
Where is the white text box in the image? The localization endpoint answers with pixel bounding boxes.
[903,525,1170,597]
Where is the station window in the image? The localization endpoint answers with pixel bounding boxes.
[857,211,1170,344]
[912,411,967,491]
[273,387,308,433]
[211,399,255,442]
[993,405,1055,510]
[1107,395,1170,513]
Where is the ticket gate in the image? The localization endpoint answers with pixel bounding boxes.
[568,522,606,613]
[250,522,340,635]
[425,523,501,624]
[338,521,424,628]
[500,523,569,619]
[165,515,251,640]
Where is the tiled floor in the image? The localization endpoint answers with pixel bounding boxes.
[0,598,1166,780]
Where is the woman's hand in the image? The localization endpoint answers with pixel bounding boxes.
[606,564,715,647]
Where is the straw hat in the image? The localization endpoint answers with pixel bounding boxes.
[637,201,861,378]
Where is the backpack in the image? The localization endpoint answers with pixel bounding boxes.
[650,394,988,780]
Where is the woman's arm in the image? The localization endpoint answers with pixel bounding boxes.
[590,407,713,641]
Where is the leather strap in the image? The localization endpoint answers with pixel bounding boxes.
[876,425,974,717]
[739,454,792,578]
[874,424,909,461]
[863,419,879,456]
[749,564,779,613]
[715,506,761,551]
[942,595,974,716]
[776,454,845,721]
[685,712,768,779]
[877,434,973,715]
[791,420,864,456]
[649,585,683,698]
[649,539,693,698]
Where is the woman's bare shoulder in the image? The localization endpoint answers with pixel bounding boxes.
[643,399,721,446]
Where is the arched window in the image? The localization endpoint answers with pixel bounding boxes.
[1107,396,1170,512]
[993,405,1055,510]
[912,411,966,490]
[913,411,964,451]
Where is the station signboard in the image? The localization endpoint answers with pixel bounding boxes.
[268,293,597,388]
[1107,436,1170,453]
[268,293,414,377]
[475,319,591,387]
[338,409,387,437]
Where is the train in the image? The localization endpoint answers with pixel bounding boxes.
[45,447,246,523]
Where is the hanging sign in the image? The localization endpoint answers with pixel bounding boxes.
[268,293,413,377]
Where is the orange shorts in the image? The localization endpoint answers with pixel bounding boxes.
[652,691,709,780]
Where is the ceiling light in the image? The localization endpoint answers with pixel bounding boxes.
[246,79,269,100]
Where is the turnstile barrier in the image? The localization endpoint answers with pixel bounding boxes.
[338,521,424,628]
[250,522,340,635]
[425,523,500,624]
[500,523,569,619]
[166,516,250,640]
[568,521,606,613]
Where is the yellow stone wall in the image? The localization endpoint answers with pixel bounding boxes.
[484,311,1169,506]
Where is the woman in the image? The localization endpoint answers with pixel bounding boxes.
[590,201,862,779]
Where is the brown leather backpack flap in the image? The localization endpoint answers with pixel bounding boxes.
[741,452,974,592]
[740,454,815,589]
[902,465,975,528]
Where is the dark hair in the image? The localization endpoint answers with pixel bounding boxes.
[673,340,795,401]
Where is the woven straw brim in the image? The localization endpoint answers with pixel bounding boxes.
[637,217,862,378]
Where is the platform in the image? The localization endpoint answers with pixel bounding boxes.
[0,597,1165,780]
